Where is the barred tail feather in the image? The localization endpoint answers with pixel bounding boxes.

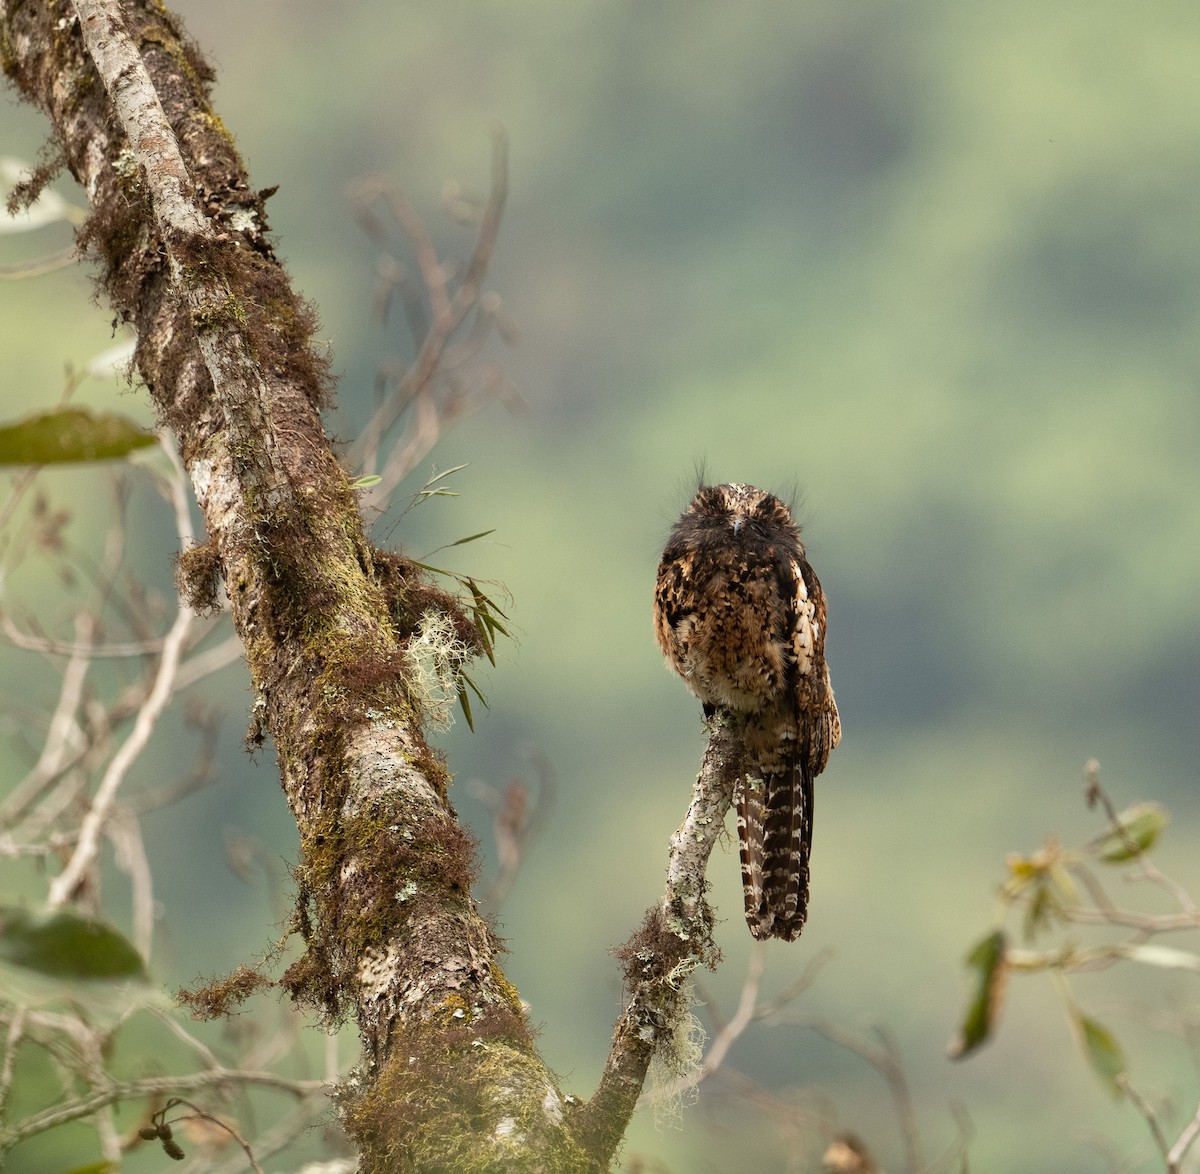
[736,774,771,940]
[761,760,811,942]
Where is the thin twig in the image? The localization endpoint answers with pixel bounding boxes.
[352,128,508,468]
[46,460,195,910]
[374,385,442,499]
[148,1008,224,1073]
[0,246,79,279]
[1068,862,1200,933]
[174,632,244,692]
[0,611,93,825]
[95,1100,122,1164]
[1,1070,325,1150]
[1166,1101,1200,1170]
[199,1091,334,1174]
[924,1102,975,1174]
[0,1008,27,1118]
[1085,762,1196,914]
[809,1022,924,1174]
[671,943,766,1095]
[1116,1074,1172,1168]
[166,1098,265,1174]
[109,806,155,957]
[754,947,834,1023]
[0,614,166,657]
[381,185,452,323]
[471,748,557,909]
[0,466,40,538]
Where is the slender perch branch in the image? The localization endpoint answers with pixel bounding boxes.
[578,714,742,1164]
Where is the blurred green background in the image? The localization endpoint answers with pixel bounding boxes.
[4,1,1200,1170]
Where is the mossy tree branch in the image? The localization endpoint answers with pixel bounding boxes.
[1,1,745,1168]
[1,1,586,1169]
[577,715,741,1163]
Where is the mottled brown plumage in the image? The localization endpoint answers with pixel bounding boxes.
[654,483,840,941]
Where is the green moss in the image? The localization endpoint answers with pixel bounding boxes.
[487,964,523,1017]
[282,770,487,1025]
[197,109,233,143]
[340,1025,593,1173]
[189,287,247,331]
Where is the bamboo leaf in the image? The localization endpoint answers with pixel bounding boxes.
[424,463,469,484]
[456,679,475,732]
[413,463,470,503]
[445,529,495,548]
[462,672,489,705]
[474,619,495,665]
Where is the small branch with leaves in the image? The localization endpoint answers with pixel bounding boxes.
[950,761,1200,1173]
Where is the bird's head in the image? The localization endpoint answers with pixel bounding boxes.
[686,482,794,538]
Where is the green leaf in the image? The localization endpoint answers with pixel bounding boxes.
[463,576,509,666]
[445,529,496,548]
[1091,802,1168,862]
[461,671,489,706]
[0,906,148,981]
[948,929,1007,1059]
[413,463,470,504]
[1003,851,1041,897]
[1076,1013,1127,1099]
[1022,878,1063,942]
[457,671,491,732]
[425,462,469,482]
[466,577,508,624]
[456,679,475,732]
[0,407,155,466]
[349,474,382,490]
[57,1162,118,1174]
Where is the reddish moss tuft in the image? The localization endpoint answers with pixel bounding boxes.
[176,964,273,1020]
[4,146,66,215]
[174,541,223,614]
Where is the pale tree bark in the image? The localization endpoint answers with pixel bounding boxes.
[0,2,737,1169]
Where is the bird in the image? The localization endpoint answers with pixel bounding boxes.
[654,482,840,941]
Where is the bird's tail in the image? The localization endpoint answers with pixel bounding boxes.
[738,747,812,942]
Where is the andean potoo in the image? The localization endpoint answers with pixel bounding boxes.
[654,483,840,941]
